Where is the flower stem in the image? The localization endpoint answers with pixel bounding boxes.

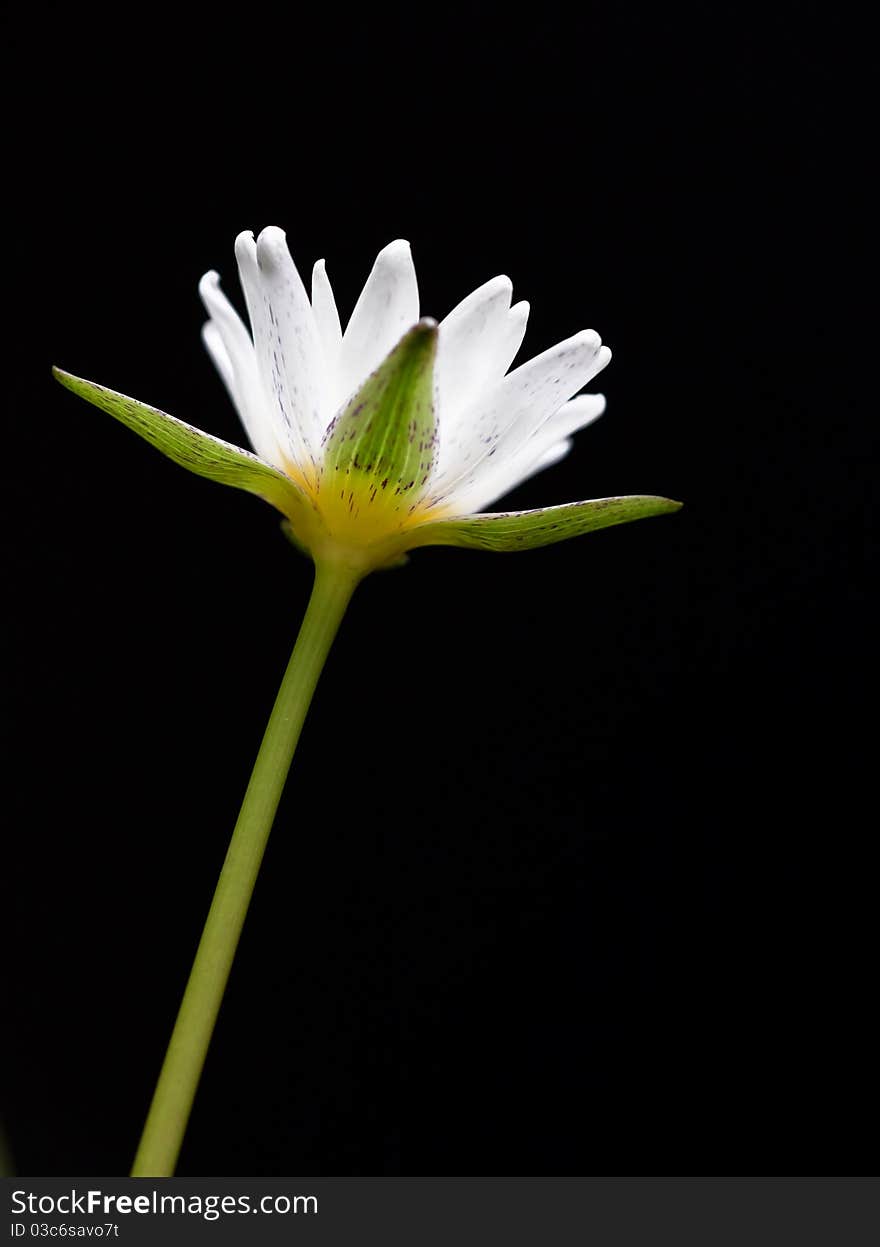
[130,559,360,1177]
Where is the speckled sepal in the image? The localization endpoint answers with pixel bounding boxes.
[321,320,438,510]
[408,495,683,552]
[52,366,313,526]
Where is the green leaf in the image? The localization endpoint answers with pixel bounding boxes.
[52,367,310,523]
[321,320,437,507]
[408,495,683,552]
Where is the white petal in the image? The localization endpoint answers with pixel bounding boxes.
[311,259,343,414]
[527,436,574,476]
[256,226,330,443]
[495,299,530,376]
[505,437,575,499]
[448,393,605,513]
[198,270,282,465]
[201,320,234,391]
[234,228,325,470]
[535,391,607,442]
[338,239,419,403]
[435,293,531,478]
[432,331,610,504]
[462,439,575,513]
[436,276,512,433]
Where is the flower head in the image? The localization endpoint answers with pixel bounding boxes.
[55,228,680,573]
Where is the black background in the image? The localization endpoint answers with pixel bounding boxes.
[4,3,872,1176]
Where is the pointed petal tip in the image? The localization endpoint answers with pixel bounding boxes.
[256,224,286,247]
[233,229,256,260]
[198,269,221,298]
[575,328,602,350]
[255,225,291,270]
[482,274,513,299]
[377,238,412,264]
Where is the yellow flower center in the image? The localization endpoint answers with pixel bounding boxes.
[280,455,451,568]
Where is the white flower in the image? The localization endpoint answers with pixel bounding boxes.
[55,228,680,573]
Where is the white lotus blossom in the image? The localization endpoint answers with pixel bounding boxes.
[54,228,679,573]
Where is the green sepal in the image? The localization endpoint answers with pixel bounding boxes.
[321,320,438,505]
[52,367,311,524]
[408,495,683,552]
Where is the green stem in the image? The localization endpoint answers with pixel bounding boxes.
[131,559,360,1177]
